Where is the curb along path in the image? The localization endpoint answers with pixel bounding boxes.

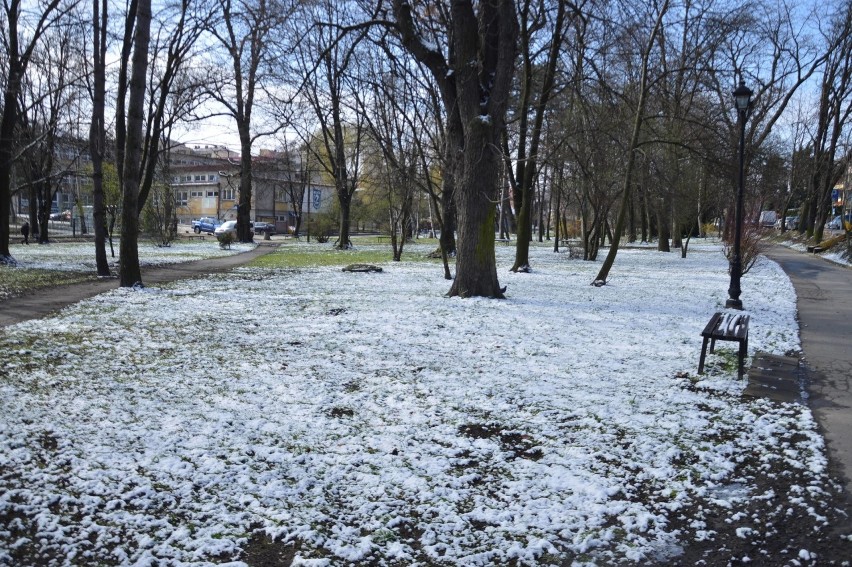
[0,242,279,328]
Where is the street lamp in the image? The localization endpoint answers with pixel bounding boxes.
[726,79,753,310]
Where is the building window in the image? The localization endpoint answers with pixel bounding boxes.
[176,191,188,205]
[209,174,218,181]
[222,189,235,201]
[194,175,203,181]
[206,191,218,197]
[191,191,203,198]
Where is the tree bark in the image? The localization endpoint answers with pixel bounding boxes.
[90,0,110,276]
[392,0,517,297]
[118,0,151,287]
[449,119,505,298]
[237,127,254,242]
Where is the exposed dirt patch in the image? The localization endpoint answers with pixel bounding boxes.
[459,422,544,461]
[241,533,300,567]
[670,448,852,565]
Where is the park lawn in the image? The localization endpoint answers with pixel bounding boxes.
[1,240,848,565]
[0,268,98,301]
[250,238,442,269]
[0,239,255,301]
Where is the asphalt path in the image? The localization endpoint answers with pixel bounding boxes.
[764,245,852,525]
[0,242,278,327]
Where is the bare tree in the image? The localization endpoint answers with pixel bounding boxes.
[115,0,204,286]
[115,0,152,287]
[204,0,292,243]
[801,3,852,243]
[292,0,371,249]
[357,62,423,261]
[0,0,74,263]
[704,0,827,245]
[89,0,110,275]
[271,143,310,238]
[14,19,86,246]
[392,0,518,298]
[594,0,670,285]
[506,0,570,273]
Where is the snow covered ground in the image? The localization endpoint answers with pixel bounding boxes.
[7,240,256,272]
[0,240,846,565]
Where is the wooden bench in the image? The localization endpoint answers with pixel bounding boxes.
[496,238,511,246]
[698,312,750,379]
[377,235,391,244]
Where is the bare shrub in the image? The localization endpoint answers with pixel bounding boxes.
[723,224,764,276]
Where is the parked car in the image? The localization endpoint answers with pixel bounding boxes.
[827,215,842,230]
[774,216,798,230]
[759,210,777,227]
[253,221,275,235]
[827,213,851,230]
[214,220,238,237]
[192,217,220,234]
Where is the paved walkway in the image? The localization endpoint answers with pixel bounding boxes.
[764,245,852,524]
[0,242,278,327]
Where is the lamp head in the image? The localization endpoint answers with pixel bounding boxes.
[733,80,753,112]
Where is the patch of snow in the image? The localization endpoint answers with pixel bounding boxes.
[9,240,255,271]
[0,240,830,564]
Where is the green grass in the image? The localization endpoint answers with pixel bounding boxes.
[0,267,97,301]
[249,240,442,269]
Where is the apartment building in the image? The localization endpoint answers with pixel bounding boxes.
[171,144,333,233]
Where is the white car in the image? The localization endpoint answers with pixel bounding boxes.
[214,220,238,237]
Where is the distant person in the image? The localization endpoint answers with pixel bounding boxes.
[21,221,30,245]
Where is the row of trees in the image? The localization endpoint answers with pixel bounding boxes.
[2,0,851,297]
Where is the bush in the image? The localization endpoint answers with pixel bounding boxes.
[723,224,763,276]
[217,231,235,249]
[311,214,337,243]
[702,222,718,238]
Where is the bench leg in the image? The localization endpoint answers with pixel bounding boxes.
[698,337,710,374]
[709,337,717,354]
[738,338,747,379]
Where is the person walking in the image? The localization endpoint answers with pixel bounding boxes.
[21,221,30,245]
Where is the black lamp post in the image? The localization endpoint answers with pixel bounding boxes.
[726,80,753,310]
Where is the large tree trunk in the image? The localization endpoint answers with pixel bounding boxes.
[237,129,254,243]
[656,199,672,252]
[337,191,352,248]
[37,185,50,244]
[449,120,504,298]
[118,0,151,287]
[0,67,21,261]
[91,0,110,276]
